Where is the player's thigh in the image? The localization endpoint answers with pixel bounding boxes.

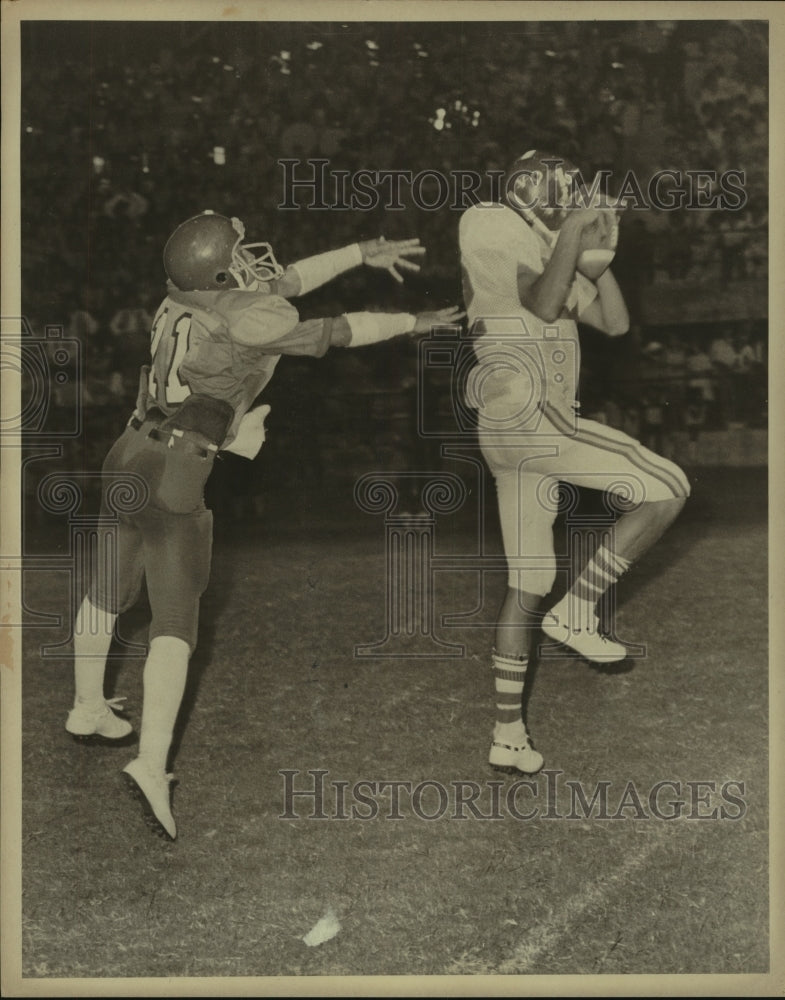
[100,427,136,477]
[87,513,145,614]
[88,433,147,614]
[478,420,559,476]
[493,467,560,553]
[141,508,214,652]
[106,421,215,516]
[552,418,690,503]
[492,468,559,595]
[480,426,561,551]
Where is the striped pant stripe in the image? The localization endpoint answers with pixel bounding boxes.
[542,403,690,499]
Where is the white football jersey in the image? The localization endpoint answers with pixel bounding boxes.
[459,202,597,421]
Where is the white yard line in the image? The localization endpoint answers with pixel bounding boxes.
[497,831,668,974]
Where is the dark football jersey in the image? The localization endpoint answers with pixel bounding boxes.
[145,284,333,444]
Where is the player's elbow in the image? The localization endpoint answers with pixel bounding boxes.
[276,267,303,299]
[523,292,560,324]
[606,318,630,337]
[602,308,630,336]
[518,277,558,324]
[538,305,562,324]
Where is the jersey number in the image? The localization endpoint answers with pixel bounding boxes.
[148,309,193,405]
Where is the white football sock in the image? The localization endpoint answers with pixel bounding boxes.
[73,596,116,707]
[137,636,190,773]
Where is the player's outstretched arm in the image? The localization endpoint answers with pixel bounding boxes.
[358,237,425,284]
[275,237,425,298]
[328,306,464,347]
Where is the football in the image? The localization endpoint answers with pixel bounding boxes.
[577,209,619,280]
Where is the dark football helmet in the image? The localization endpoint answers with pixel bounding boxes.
[163,212,284,291]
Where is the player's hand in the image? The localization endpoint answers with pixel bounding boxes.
[412,305,465,335]
[582,208,618,247]
[576,209,619,280]
[359,237,426,283]
[561,206,605,239]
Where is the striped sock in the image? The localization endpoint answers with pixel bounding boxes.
[573,544,630,603]
[558,544,631,627]
[492,650,529,739]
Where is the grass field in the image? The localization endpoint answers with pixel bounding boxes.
[16,466,770,984]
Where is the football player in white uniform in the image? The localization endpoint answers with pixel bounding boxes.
[459,150,690,776]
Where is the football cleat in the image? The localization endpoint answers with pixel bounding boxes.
[122,757,177,840]
[66,698,135,744]
[541,610,627,663]
[489,728,544,775]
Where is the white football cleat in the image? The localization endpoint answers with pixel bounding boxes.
[489,727,544,775]
[541,609,627,663]
[66,697,134,743]
[123,757,177,840]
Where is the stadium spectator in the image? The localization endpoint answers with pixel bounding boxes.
[733,331,763,425]
[67,306,100,342]
[109,300,154,341]
[661,212,694,281]
[709,329,738,370]
[663,333,688,376]
[709,327,740,424]
[686,340,718,426]
[640,390,667,454]
[736,331,759,373]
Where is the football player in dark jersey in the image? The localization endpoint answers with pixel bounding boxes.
[67,212,461,839]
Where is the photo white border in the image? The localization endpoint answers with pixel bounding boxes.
[2,1,782,995]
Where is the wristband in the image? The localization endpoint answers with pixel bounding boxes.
[290,243,363,295]
[345,312,417,347]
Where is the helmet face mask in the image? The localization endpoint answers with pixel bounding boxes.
[163,212,284,292]
[505,150,619,275]
[505,150,583,237]
[227,230,285,290]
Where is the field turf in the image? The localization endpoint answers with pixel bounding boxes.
[15,466,770,985]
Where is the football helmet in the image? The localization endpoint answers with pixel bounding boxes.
[505,149,583,234]
[505,150,617,277]
[163,212,285,291]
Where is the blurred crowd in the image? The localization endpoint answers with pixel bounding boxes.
[20,19,769,516]
[22,20,768,316]
[581,320,767,445]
